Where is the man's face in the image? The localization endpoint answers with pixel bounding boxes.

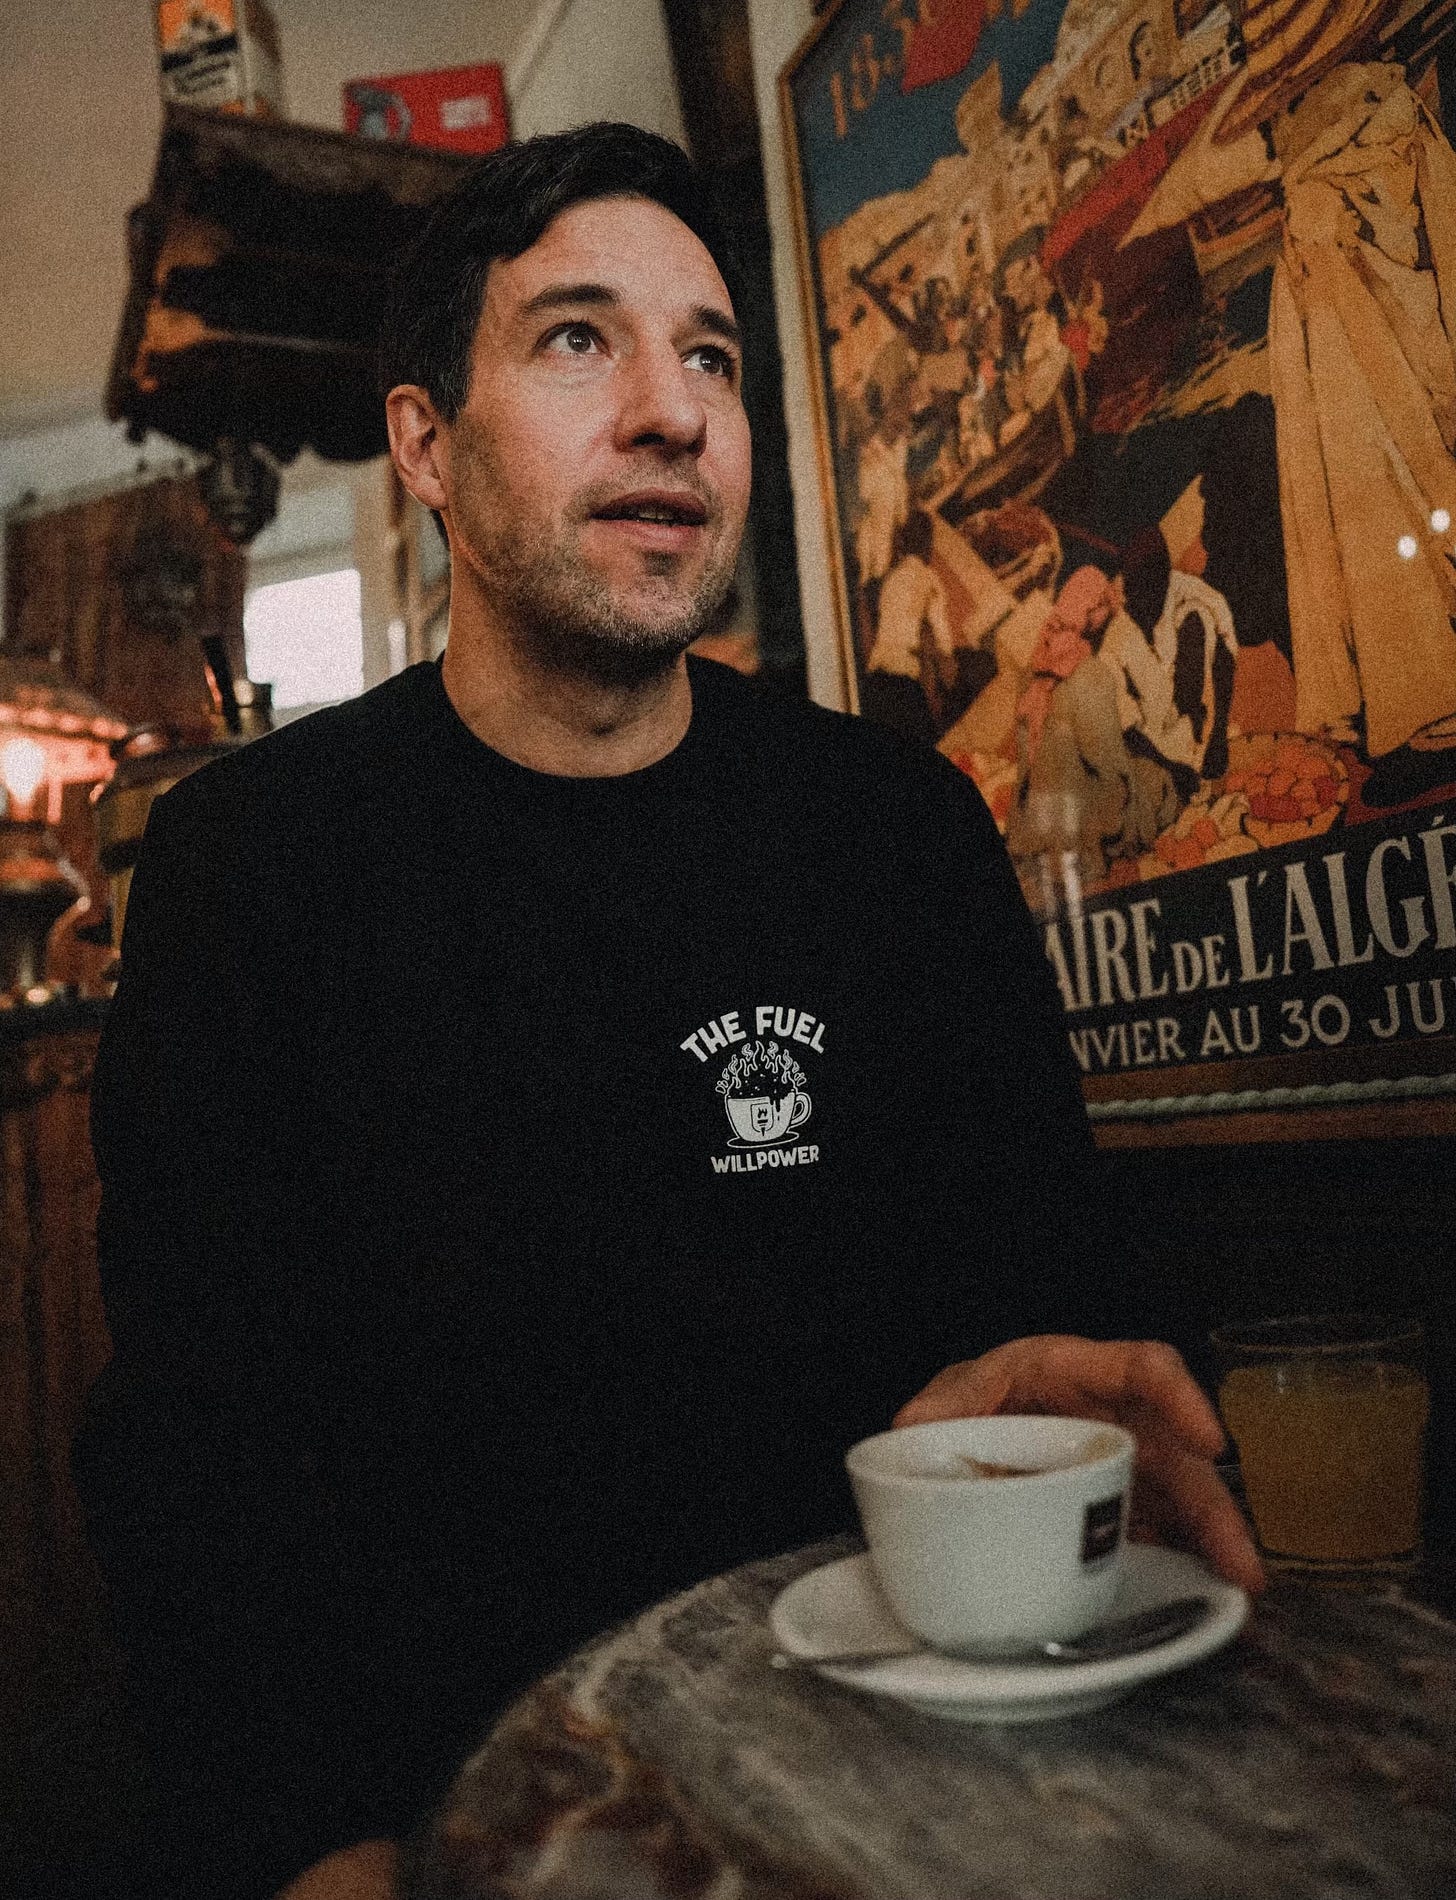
[439,194,751,682]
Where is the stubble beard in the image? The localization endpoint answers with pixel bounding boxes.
[454,432,741,689]
[494,520,738,688]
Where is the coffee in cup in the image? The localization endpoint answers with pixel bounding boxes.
[845,1417,1134,1655]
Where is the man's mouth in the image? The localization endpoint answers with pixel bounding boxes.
[592,490,710,528]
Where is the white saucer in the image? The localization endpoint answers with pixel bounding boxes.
[768,1544,1249,1723]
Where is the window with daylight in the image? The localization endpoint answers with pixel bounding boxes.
[243,567,364,712]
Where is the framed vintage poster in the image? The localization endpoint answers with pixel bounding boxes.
[780,0,1456,1142]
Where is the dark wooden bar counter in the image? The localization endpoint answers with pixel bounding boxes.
[409,1537,1456,1900]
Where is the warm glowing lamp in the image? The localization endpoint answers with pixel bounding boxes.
[0,656,128,809]
[0,660,123,1003]
[0,736,48,814]
[0,748,86,1001]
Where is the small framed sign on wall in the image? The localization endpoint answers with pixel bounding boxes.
[780,0,1456,1143]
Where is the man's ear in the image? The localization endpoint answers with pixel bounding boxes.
[386,385,450,515]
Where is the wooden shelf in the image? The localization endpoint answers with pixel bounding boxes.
[107,106,478,464]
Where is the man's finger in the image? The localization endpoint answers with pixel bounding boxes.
[1115,1340,1226,1459]
[892,1345,1019,1426]
[1133,1450,1266,1594]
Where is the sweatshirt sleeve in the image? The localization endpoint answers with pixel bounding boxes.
[77,766,423,1880]
[85,763,319,1509]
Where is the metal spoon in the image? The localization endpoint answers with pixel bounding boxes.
[771,1595,1212,1671]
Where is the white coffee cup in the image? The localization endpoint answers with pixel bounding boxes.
[845,1416,1134,1655]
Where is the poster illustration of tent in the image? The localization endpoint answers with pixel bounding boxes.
[782,0,1456,1134]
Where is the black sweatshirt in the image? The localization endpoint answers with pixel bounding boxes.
[76,655,1114,1889]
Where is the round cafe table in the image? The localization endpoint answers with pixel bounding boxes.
[406,1537,1456,1900]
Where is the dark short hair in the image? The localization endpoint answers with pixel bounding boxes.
[379,122,737,419]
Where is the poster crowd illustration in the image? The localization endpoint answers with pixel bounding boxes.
[785,0,1456,1113]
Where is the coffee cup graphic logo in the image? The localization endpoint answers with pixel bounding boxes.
[716,1040,812,1146]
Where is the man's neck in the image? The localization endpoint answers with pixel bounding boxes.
[440,618,693,779]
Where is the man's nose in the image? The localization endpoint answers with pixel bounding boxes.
[613,344,707,456]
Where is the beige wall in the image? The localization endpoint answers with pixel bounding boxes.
[0,3,159,437]
[510,0,684,142]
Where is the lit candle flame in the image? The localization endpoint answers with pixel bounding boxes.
[0,736,49,813]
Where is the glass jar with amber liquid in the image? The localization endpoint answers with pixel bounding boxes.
[1212,1315,1428,1582]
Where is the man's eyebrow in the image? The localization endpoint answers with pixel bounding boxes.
[518,281,620,318]
[517,283,742,350]
[692,305,742,351]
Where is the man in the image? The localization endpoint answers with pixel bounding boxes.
[77,124,1260,1900]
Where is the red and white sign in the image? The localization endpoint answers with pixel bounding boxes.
[342,64,510,155]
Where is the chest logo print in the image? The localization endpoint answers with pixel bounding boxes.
[680,1006,824,1175]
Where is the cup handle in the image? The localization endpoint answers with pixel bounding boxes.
[790,1090,812,1130]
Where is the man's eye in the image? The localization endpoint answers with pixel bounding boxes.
[546,323,601,355]
[686,344,738,381]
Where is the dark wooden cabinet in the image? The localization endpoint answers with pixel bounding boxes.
[0,1005,149,1892]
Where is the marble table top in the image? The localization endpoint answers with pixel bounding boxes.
[406,1538,1456,1900]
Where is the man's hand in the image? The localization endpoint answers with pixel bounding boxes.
[895,1335,1265,1594]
